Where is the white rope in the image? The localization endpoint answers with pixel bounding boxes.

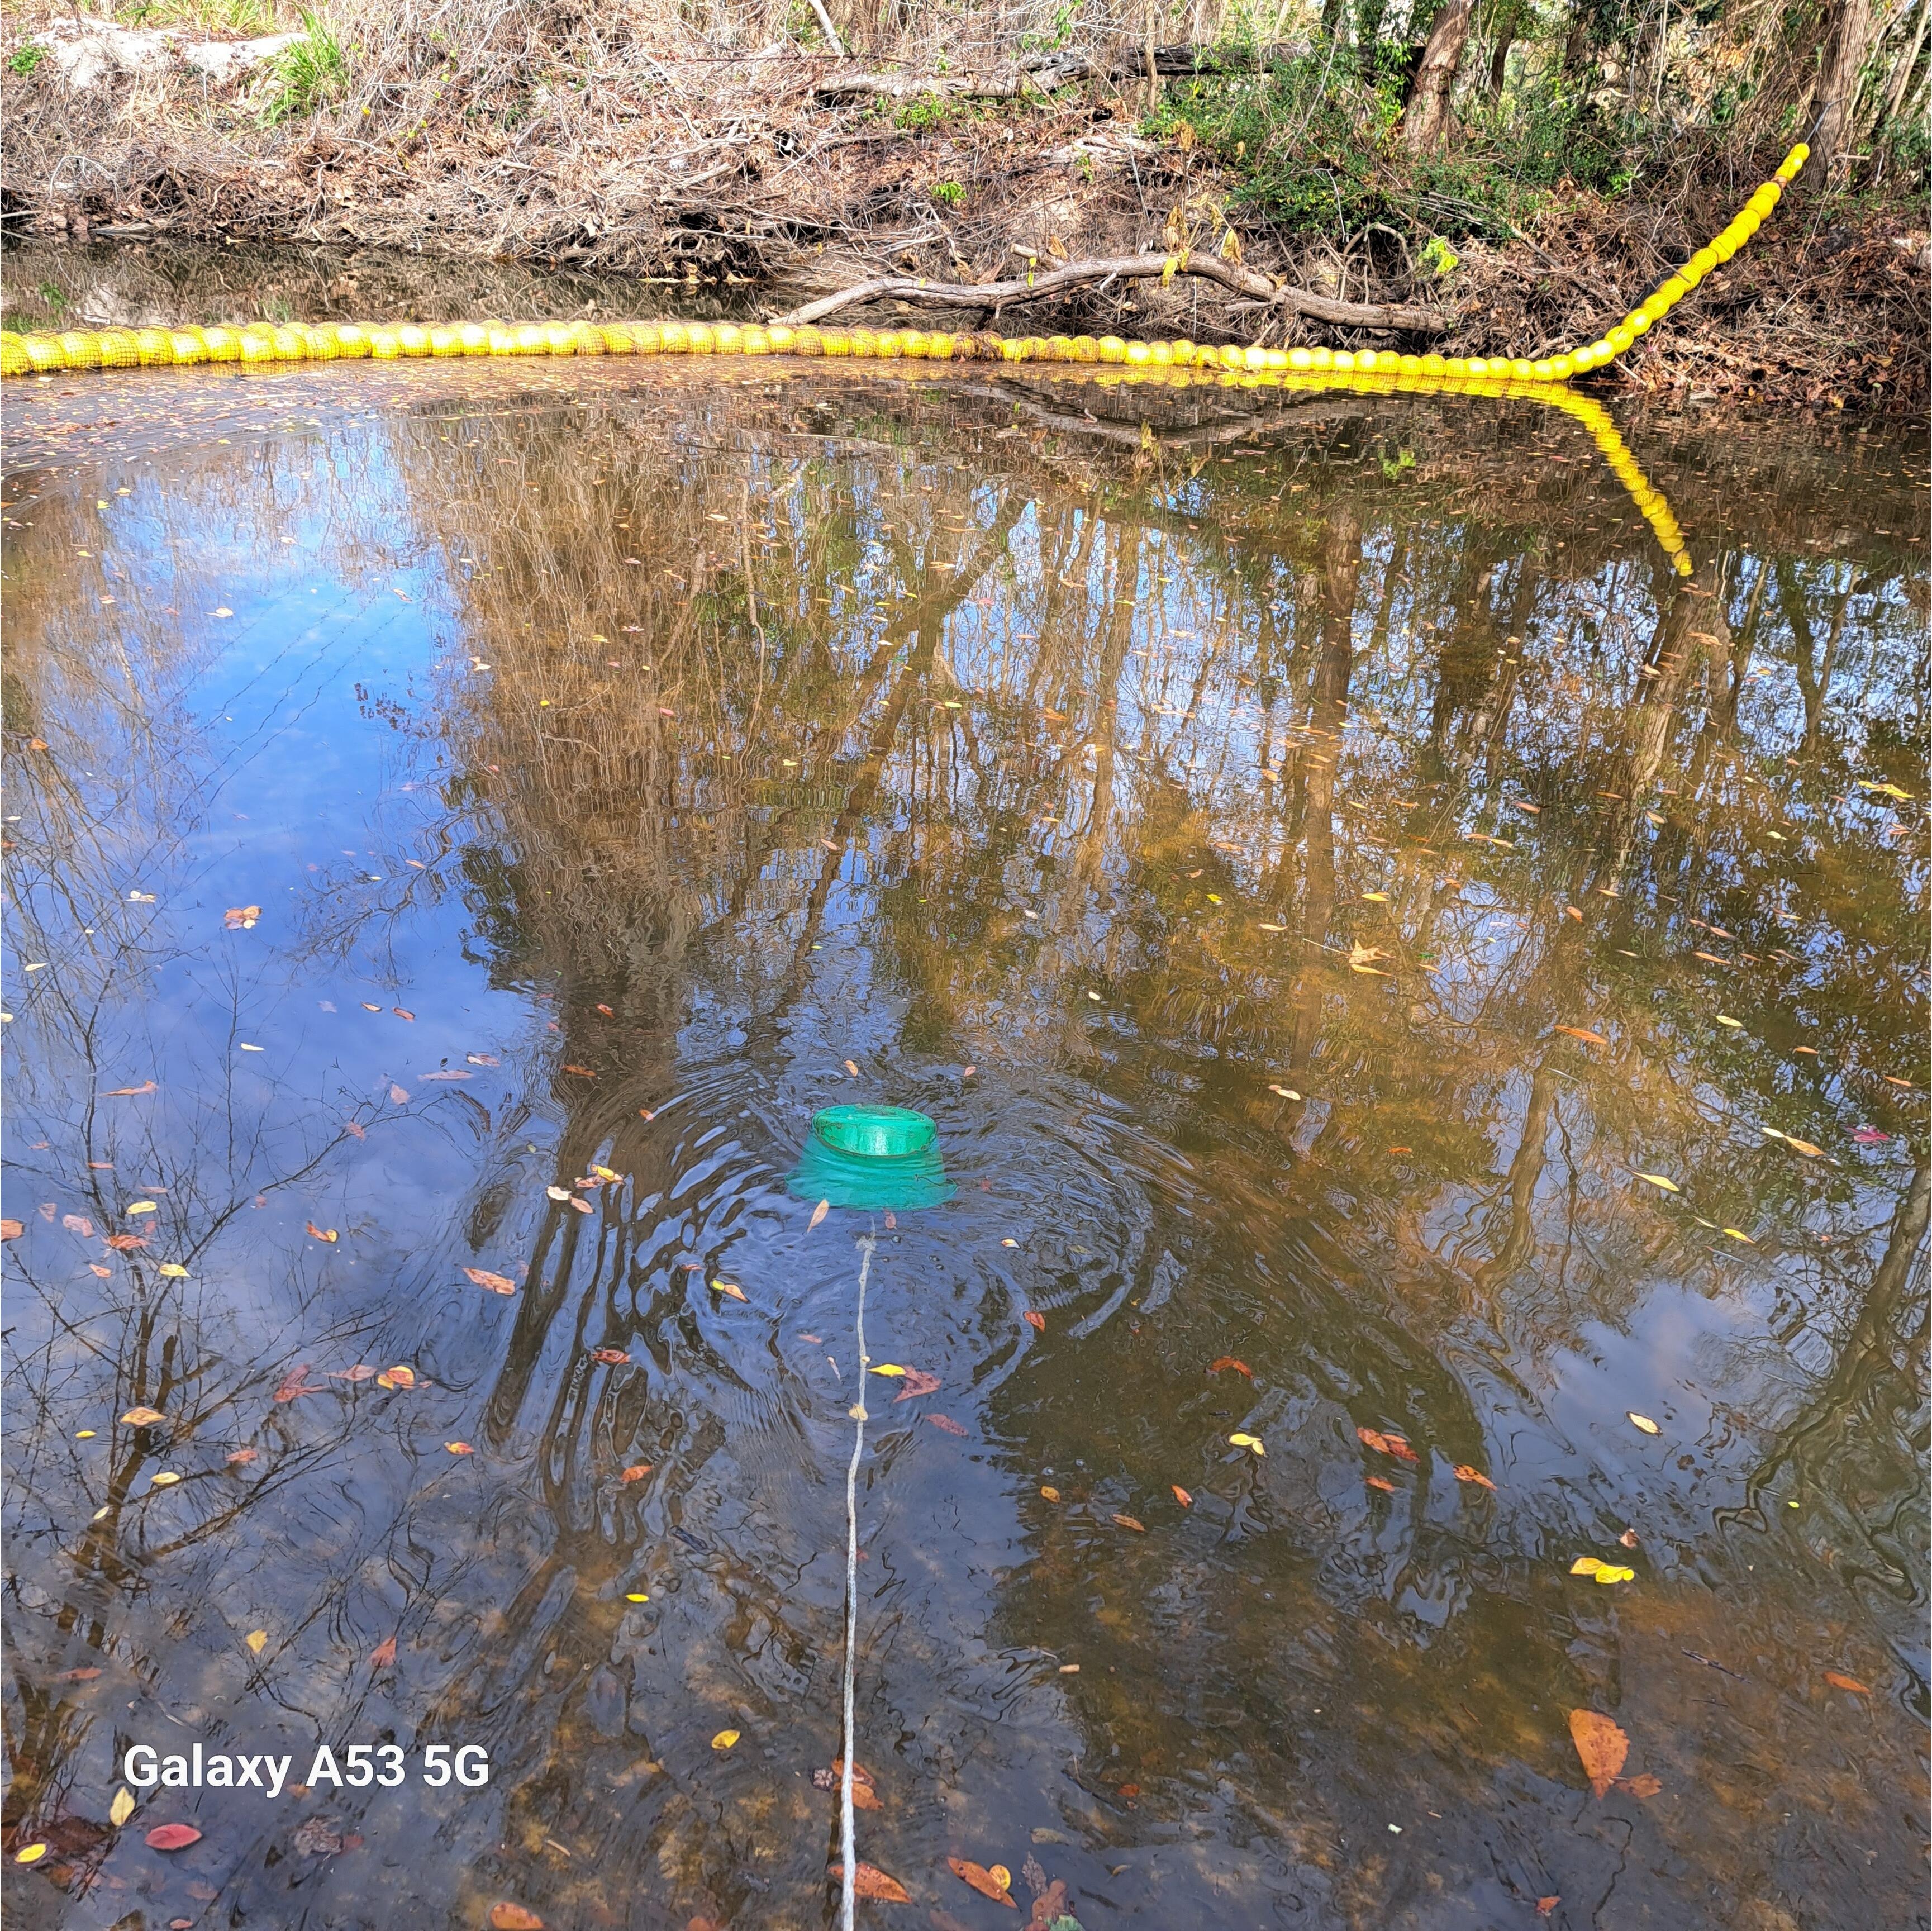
[840,1230,876,1931]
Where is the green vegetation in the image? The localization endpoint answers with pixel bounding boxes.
[930,179,965,207]
[260,9,347,126]
[8,44,44,75]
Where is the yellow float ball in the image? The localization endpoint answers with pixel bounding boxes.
[1098,336,1127,363]
[1606,326,1633,353]
[455,322,488,355]
[713,322,743,354]
[1659,276,1687,304]
[398,324,432,357]
[57,330,102,369]
[429,326,461,357]
[135,327,175,367]
[1305,346,1331,369]
[1287,346,1314,370]
[1126,340,1153,365]
[1550,354,1576,380]
[659,321,689,353]
[0,332,29,377]
[306,324,342,360]
[201,327,241,363]
[369,328,403,359]
[766,325,795,353]
[510,324,543,355]
[612,324,649,354]
[168,330,208,367]
[821,329,850,358]
[927,331,955,358]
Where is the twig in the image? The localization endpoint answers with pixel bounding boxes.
[770,253,1448,333]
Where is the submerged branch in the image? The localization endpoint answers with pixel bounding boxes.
[772,252,1449,334]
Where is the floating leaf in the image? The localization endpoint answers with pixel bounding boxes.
[830,1863,910,1904]
[1365,1475,1396,1492]
[223,906,261,930]
[246,1630,268,1654]
[446,1442,474,1456]
[126,1201,157,1216]
[1824,1671,1872,1695]
[104,1233,147,1251]
[1782,1136,1825,1158]
[869,1364,908,1378]
[1040,1485,1062,1502]
[1023,1310,1046,1332]
[149,1472,182,1487]
[110,1787,135,1827]
[1228,1433,1266,1455]
[949,1858,1017,1906]
[1619,1773,1663,1799]
[1208,1357,1254,1378]
[1172,1485,1192,1507]
[1453,1465,1497,1491]
[15,1844,47,1863]
[488,1906,545,1931]
[1568,1710,1628,1798]
[389,1085,410,1105]
[1555,1025,1608,1045]
[370,1635,397,1669]
[1111,1514,1146,1534]
[62,1213,95,1237]
[0,1219,21,1239]
[306,1223,339,1244]
[561,1064,596,1079]
[808,1198,830,1230]
[158,1262,188,1277]
[103,1081,158,1096]
[711,1280,748,1302]
[590,1348,631,1366]
[892,1369,941,1400]
[1627,1412,1660,1434]
[1634,1174,1680,1194]
[121,1406,165,1427]
[930,1414,969,1435]
[464,1267,517,1295]
[619,1463,651,1483]
[710,1729,740,1751]
[1268,1084,1302,1099]
[144,1823,203,1851]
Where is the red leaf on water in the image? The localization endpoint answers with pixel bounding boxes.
[392,1007,415,1022]
[104,1233,148,1251]
[488,1906,544,1930]
[619,1464,653,1483]
[1023,1310,1046,1332]
[55,1666,102,1682]
[369,1636,397,1669]
[464,1267,517,1295]
[929,1414,969,1436]
[831,1863,910,1904]
[1536,1901,1560,1920]
[1208,1357,1254,1378]
[145,1824,202,1851]
[591,1348,630,1365]
[226,1449,259,1466]
[1618,1773,1662,1799]
[1569,1709,1628,1799]
[948,1858,1016,1906]
[273,1366,317,1402]
[1555,1025,1609,1045]
[892,1369,941,1400]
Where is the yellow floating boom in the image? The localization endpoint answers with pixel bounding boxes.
[0,144,1807,387]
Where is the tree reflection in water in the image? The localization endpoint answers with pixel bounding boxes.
[2,364,1925,1928]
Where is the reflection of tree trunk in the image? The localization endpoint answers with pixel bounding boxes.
[1403,0,1474,150]
[1781,560,1852,754]
[1285,507,1362,1072]
[1075,527,1141,891]
[1735,1149,1930,1516]
[1469,1043,1560,1287]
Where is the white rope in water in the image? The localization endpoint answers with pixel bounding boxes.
[840,1230,877,1931]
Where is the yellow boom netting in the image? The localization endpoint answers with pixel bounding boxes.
[0,143,1807,390]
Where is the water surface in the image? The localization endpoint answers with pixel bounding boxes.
[2,353,1926,1931]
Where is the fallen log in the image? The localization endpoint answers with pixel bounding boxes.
[814,41,1307,103]
[771,252,1449,335]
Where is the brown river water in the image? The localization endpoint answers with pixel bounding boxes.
[1,249,1927,1931]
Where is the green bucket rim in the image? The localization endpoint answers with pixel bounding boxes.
[811,1103,937,1160]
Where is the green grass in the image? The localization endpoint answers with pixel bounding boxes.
[260,9,347,126]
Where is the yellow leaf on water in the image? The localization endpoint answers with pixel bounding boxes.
[149,1471,182,1487]
[711,1729,740,1750]
[158,1263,188,1277]
[1592,1564,1635,1584]
[110,1786,135,1827]
[1722,1228,1755,1244]
[1716,1015,1744,1029]
[1634,1173,1680,1193]
[1040,1485,1062,1502]
[625,1592,649,1602]
[120,1407,165,1426]
[1571,1557,1606,1576]
[808,1198,829,1230]
[1361,891,1389,902]
[1627,1412,1660,1434]
[1268,1085,1301,1100]
[869,1364,907,1377]
[1229,1433,1267,1455]
[246,1630,267,1654]
[126,1201,157,1215]
[15,1843,47,1863]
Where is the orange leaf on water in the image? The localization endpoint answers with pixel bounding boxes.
[1536,1900,1560,1919]
[1171,1485,1192,1507]
[369,1636,397,1669]
[489,1906,545,1930]
[1824,1671,1872,1695]
[103,1082,158,1097]
[1112,1514,1146,1533]
[464,1267,516,1295]
[1365,1475,1396,1492]
[808,1199,830,1231]
[619,1464,652,1483]
[144,1823,202,1851]
[1618,1773,1663,1799]
[1556,1025,1609,1045]
[104,1233,148,1251]
[591,1348,630,1365]
[1569,1709,1629,1799]
[830,1862,910,1903]
[948,1858,1016,1906]
[306,1223,339,1244]
[0,1219,22,1240]
[1023,1310,1046,1332]
[1208,1357,1254,1378]
[1453,1465,1497,1491]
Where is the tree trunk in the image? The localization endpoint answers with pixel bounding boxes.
[1816,0,1881,179]
[1402,0,1474,151]
[1488,22,1516,98]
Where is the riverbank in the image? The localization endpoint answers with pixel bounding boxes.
[3,16,1926,415]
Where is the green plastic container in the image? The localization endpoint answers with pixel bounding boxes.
[786,1104,952,1212]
